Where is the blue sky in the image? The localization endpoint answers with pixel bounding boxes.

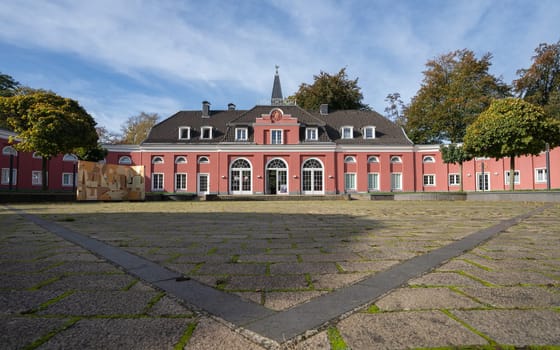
[1,1,558,133]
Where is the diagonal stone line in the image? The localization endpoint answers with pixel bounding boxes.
[6,203,553,343]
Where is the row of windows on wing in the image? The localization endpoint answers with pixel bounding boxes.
[117,155,435,165]
[176,125,378,141]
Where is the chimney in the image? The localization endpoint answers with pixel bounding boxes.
[228,103,236,111]
[202,101,210,117]
[320,104,328,116]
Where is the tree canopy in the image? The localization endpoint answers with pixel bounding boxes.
[120,112,159,144]
[290,68,369,111]
[440,144,471,191]
[0,72,20,97]
[463,98,560,190]
[405,49,510,144]
[514,40,560,119]
[0,92,99,189]
[384,92,406,128]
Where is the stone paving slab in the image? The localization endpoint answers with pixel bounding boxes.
[0,316,69,349]
[186,317,266,350]
[39,274,137,291]
[0,290,61,315]
[458,286,560,308]
[376,287,483,310]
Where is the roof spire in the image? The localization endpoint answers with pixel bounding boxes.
[271,65,283,106]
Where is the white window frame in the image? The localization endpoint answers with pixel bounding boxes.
[152,173,164,191]
[344,156,356,163]
[423,174,435,186]
[449,173,461,186]
[344,173,357,192]
[178,126,191,140]
[175,156,187,164]
[32,170,42,186]
[423,156,435,163]
[271,129,283,145]
[367,156,379,163]
[201,126,213,140]
[390,156,402,163]
[175,173,187,192]
[362,126,376,139]
[1,168,17,185]
[368,172,380,191]
[235,127,248,141]
[535,168,547,183]
[306,127,318,141]
[198,156,210,164]
[62,172,76,187]
[152,156,164,164]
[504,170,520,185]
[391,172,402,191]
[32,152,42,159]
[341,126,353,139]
[118,156,132,165]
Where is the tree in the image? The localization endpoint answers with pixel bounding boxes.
[463,98,560,191]
[0,92,99,190]
[405,49,510,144]
[384,92,406,127]
[96,126,122,144]
[514,41,560,119]
[290,68,369,111]
[0,72,20,97]
[121,112,159,144]
[440,144,471,192]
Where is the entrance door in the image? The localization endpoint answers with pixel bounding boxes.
[302,159,324,195]
[197,173,209,195]
[477,172,490,191]
[266,158,288,194]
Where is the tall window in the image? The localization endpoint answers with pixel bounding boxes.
[535,168,547,183]
[230,158,252,194]
[62,173,75,187]
[344,173,356,192]
[391,173,402,191]
[449,174,461,186]
[423,174,435,186]
[271,130,283,144]
[175,173,187,191]
[235,128,248,141]
[306,128,318,141]
[32,171,42,186]
[504,170,520,185]
[368,173,379,191]
[1,168,17,185]
[302,159,323,194]
[152,173,164,191]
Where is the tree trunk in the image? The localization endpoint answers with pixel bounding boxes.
[459,162,464,192]
[42,157,48,191]
[509,156,515,192]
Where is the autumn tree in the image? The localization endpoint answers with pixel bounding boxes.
[514,41,560,119]
[463,98,560,191]
[0,92,99,190]
[384,92,406,127]
[121,112,159,144]
[291,68,369,111]
[96,126,122,144]
[440,144,471,192]
[405,49,510,144]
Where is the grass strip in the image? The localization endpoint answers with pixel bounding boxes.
[27,276,62,291]
[327,326,349,350]
[174,322,198,350]
[23,316,81,350]
[455,270,497,287]
[441,309,495,345]
[462,259,493,271]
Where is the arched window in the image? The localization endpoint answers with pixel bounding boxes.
[32,152,42,159]
[368,156,379,163]
[62,154,78,162]
[423,156,435,163]
[344,156,356,163]
[198,156,209,164]
[390,156,402,163]
[152,156,164,164]
[2,146,17,156]
[175,156,187,164]
[302,159,324,194]
[118,156,132,165]
[266,158,288,194]
[230,158,252,194]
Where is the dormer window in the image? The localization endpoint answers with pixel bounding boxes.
[178,127,191,140]
[152,156,164,164]
[363,126,376,139]
[306,127,318,141]
[341,126,353,139]
[235,128,248,141]
[201,126,213,140]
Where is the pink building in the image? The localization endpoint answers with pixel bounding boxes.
[1,71,559,195]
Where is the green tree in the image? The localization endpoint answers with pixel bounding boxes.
[405,49,510,144]
[384,92,406,128]
[290,68,369,111]
[0,72,20,97]
[440,144,471,192]
[121,112,159,144]
[514,41,560,119]
[0,92,99,190]
[463,98,560,191]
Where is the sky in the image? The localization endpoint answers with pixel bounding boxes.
[0,0,559,133]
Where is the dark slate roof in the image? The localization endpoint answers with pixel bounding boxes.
[313,109,413,145]
[143,104,411,146]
